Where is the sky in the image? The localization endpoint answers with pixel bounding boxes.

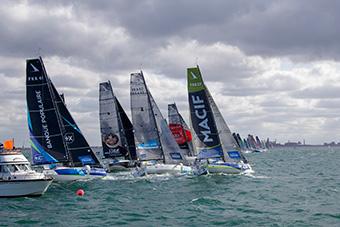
[1,0,340,146]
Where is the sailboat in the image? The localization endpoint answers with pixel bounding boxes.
[187,66,253,175]
[130,72,192,175]
[99,81,137,172]
[26,57,106,182]
[168,103,196,162]
[233,132,253,154]
[247,134,266,153]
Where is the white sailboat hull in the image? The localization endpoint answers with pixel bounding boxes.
[104,159,135,172]
[133,163,192,176]
[206,163,253,174]
[185,156,197,164]
[0,179,52,197]
[43,167,107,182]
[253,148,268,153]
[145,163,192,175]
[192,160,254,175]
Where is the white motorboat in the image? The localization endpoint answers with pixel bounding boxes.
[0,150,53,197]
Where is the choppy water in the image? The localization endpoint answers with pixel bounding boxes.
[1,147,340,226]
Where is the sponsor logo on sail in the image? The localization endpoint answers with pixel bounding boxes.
[64,133,74,143]
[30,63,39,72]
[100,83,110,92]
[35,90,53,149]
[191,95,213,142]
[190,71,198,79]
[27,63,43,81]
[189,71,202,87]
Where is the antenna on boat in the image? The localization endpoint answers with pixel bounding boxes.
[195,57,199,66]
[36,47,43,58]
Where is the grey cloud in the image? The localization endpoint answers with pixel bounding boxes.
[221,73,301,96]
[315,99,340,109]
[40,0,340,61]
[1,1,340,145]
[292,85,340,99]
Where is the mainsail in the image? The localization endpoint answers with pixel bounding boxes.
[50,79,100,167]
[99,81,137,160]
[116,96,137,160]
[168,103,194,156]
[187,67,223,159]
[26,58,68,165]
[130,72,163,161]
[206,86,242,162]
[187,66,245,162]
[26,57,100,167]
[149,93,185,164]
[130,72,185,163]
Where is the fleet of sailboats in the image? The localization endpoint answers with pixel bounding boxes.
[0,56,272,197]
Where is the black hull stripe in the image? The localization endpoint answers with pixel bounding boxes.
[0,194,43,198]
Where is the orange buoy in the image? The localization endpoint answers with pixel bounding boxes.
[76,189,85,196]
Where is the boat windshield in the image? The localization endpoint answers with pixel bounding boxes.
[2,164,20,173]
[15,164,30,171]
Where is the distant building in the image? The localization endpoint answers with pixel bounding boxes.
[284,141,301,146]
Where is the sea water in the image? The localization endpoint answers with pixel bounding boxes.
[1,147,339,226]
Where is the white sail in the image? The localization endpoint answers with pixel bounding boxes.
[130,72,163,161]
[205,88,239,162]
[149,94,187,164]
[100,81,131,159]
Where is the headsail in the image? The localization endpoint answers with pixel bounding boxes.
[149,93,186,164]
[130,72,163,161]
[168,103,194,156]
[49,75,101,167]
[187,67,223,159]
[26,57,68,165]
[206,86,243,162]
[116,97,137,160]
[99,81,137,160]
